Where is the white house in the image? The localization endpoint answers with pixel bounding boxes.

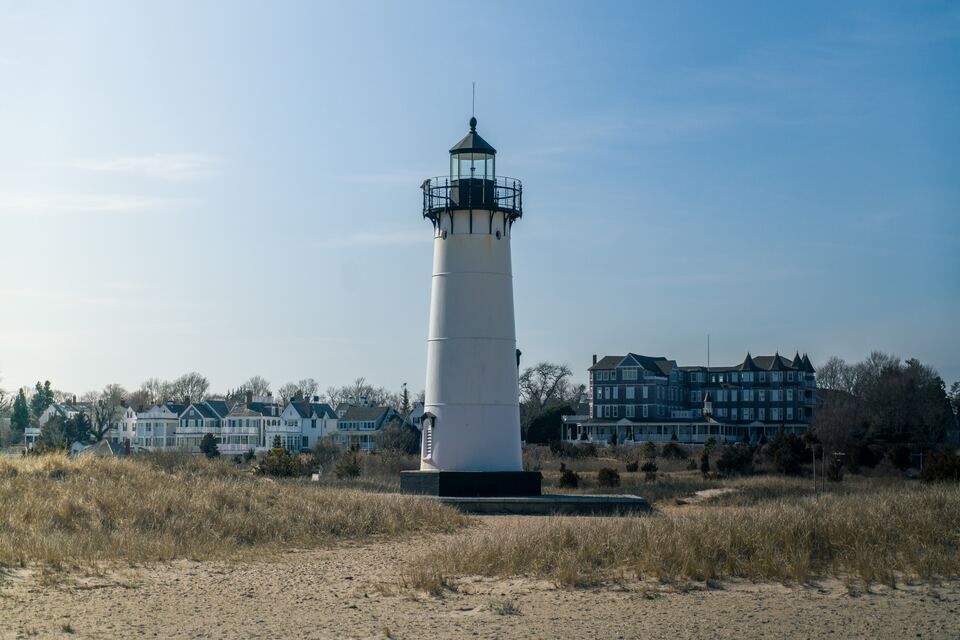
[279,396,338,451]
[136,402,186,449]
[222,393,283,455]
[109,406,138,447]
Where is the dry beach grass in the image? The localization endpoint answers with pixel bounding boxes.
[0,453,467,566]
[409,482,960,589]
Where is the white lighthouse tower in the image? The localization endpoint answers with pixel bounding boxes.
[401,117,540,497]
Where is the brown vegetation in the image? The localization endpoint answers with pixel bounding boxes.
[0,453,468,566]
[407,482,960,589]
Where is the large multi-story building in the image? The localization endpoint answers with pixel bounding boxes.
[563,351,816,446]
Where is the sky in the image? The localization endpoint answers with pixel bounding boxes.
[0,0,958,397]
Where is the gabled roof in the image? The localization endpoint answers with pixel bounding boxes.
[625,353,675,377]
[204,399,229,418]
[589,355,624,371]
[792,352,804,369]
[336,405,395,424]
[164,402,186,416]
[289,401,337,420]
[801,353,815,373]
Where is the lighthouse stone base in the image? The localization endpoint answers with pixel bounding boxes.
[400,470,542,497]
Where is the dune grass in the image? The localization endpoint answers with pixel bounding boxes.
[0,453,468,567]
[408,482,960,589]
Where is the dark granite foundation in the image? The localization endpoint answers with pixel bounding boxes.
[400,470,542,497]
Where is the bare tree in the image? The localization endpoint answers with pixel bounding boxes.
[140,378,173,406]
[127,388,153,412]
[817,356,854,393]
[278,378,320,403]
[242,376,271,397]
[519,362,573,414]
[170,372,210,403]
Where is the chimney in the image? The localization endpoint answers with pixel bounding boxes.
[360,395,369,407]
[185,396,191,406]
[72,395,77,404]
[245,390,253,405]
[592,354,597,366]
[312,395,320,403]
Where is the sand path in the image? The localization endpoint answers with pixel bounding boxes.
[1,516,958,639]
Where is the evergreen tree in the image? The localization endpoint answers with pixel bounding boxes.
[272,435,283,450]
[11,389,30,435]
[199,433,220,458]
[29,380,54,418]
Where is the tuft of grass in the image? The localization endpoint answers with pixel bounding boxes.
[407,484,960,588]
[61,621,75,633]
[488,597,522,615]
[0,454,469,566]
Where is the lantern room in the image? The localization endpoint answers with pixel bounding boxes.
[450,116,496,181]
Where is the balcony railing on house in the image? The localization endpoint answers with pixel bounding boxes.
[422,176,522,222]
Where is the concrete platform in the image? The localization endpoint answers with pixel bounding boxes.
[435,494,651,515]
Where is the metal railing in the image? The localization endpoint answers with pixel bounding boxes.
[422,175,522,220]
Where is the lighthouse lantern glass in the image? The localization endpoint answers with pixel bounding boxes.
[451,152,494,182]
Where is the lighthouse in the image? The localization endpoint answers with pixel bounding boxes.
[400,117,541,497]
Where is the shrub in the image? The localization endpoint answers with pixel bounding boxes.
[640,461,658,481]
[686,459,698,471]
[199,433,220,459]
[661,442,689,460]
[921,452,960,482]
[243,448,255,462]
[764,431,806,476]
[311,438,343,473]
[888,444,912,471]
[625,460,639,473]
[716,446,755,476]
[700,451,711,477]
[558,468,580,489]
[333,450,362,479]
[597,467,620,488]
[258,447,304,477]
[642,440,657,460]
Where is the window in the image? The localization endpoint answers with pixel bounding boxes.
[730,373,739,382]
[690,390,701,403]
[731,390,738,402]
[759,408,766,421]
[787,389,794,401]
[596,387,602,399]
[642,405,648,418]
[788,372,794,381]
[787,407,794,420]
[771,390,781,402]
[642,386,649,399]
[625,405,635,418]
[623,368,638,381]
[742,373,753,383]
[626,386,635,400]
[610,370,617,381]
[612,386,619,400]
[612,405,618,418]
[731,408,738,420]
[758,390,766,402]
[603,405,612,418]
[771,408,781,421]
[605,387,611,400]
[759,372,766,382]
[743,390,753,402]
[772,372,782,383]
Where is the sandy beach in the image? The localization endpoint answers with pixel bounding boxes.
[2,515,958,640]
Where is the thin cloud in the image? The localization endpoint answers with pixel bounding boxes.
[337,170,433,187]
[0,191,189,216]
[70,152,218,181]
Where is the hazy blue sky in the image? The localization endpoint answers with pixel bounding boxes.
[1,1,958,396]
